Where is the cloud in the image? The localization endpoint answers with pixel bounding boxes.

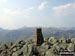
[38,1,47,10]
[28,7,34,10]
[0,7,34,29]
[4,8,21,16]
[3,6,34,16]
[0,8,20,29]
[52,3,75,16]
[51,3,75,27]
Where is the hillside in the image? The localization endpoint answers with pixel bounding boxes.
[0,37,75,56]
[0,27,75,42]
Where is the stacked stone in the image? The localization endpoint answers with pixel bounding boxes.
[35,28,44,46]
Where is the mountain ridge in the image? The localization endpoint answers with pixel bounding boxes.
[0,27,75,42]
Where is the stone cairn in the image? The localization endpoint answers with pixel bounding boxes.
[35,28,44,46]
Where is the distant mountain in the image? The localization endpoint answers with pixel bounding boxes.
[0,27,75,42]
[56,27,75,30]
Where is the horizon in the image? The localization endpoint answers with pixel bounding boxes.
[0,26,75,30]
[0,0,75,29]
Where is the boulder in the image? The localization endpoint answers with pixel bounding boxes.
[45,49,55,56]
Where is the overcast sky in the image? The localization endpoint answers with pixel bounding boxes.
[0,0,75,29]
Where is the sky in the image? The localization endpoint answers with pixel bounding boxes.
[0,0,75,29]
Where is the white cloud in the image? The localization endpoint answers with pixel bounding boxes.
[38,1,47,10]
[3,7,34,16]
[50,3,75,27]
[52,3,75,16]
[28,7,34,10]
[4,8,21,16]
[0,7,34,29]
[0,15,16,30]
[0,8,20,29]
[53,4,73,10]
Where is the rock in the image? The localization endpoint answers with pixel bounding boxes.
[0,42,10,50]
[22,44,38,56]
[44,38,49,42]
[22,44,33,56]
[0,37,75,56]
[0,49,12,56]
[12,52,18,56]
[11,40,25,49]
[71,38,75,43]
[12,47,17,52]
[48,37,58,44]
[59,37,67,43]
[18,40,25,45]
[45,49,55,56]
[41,42,51,51]
[67,43,75,51]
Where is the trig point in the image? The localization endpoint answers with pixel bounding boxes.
[35,28,44,46]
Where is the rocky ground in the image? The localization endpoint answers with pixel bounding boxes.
[0,37,75,56]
